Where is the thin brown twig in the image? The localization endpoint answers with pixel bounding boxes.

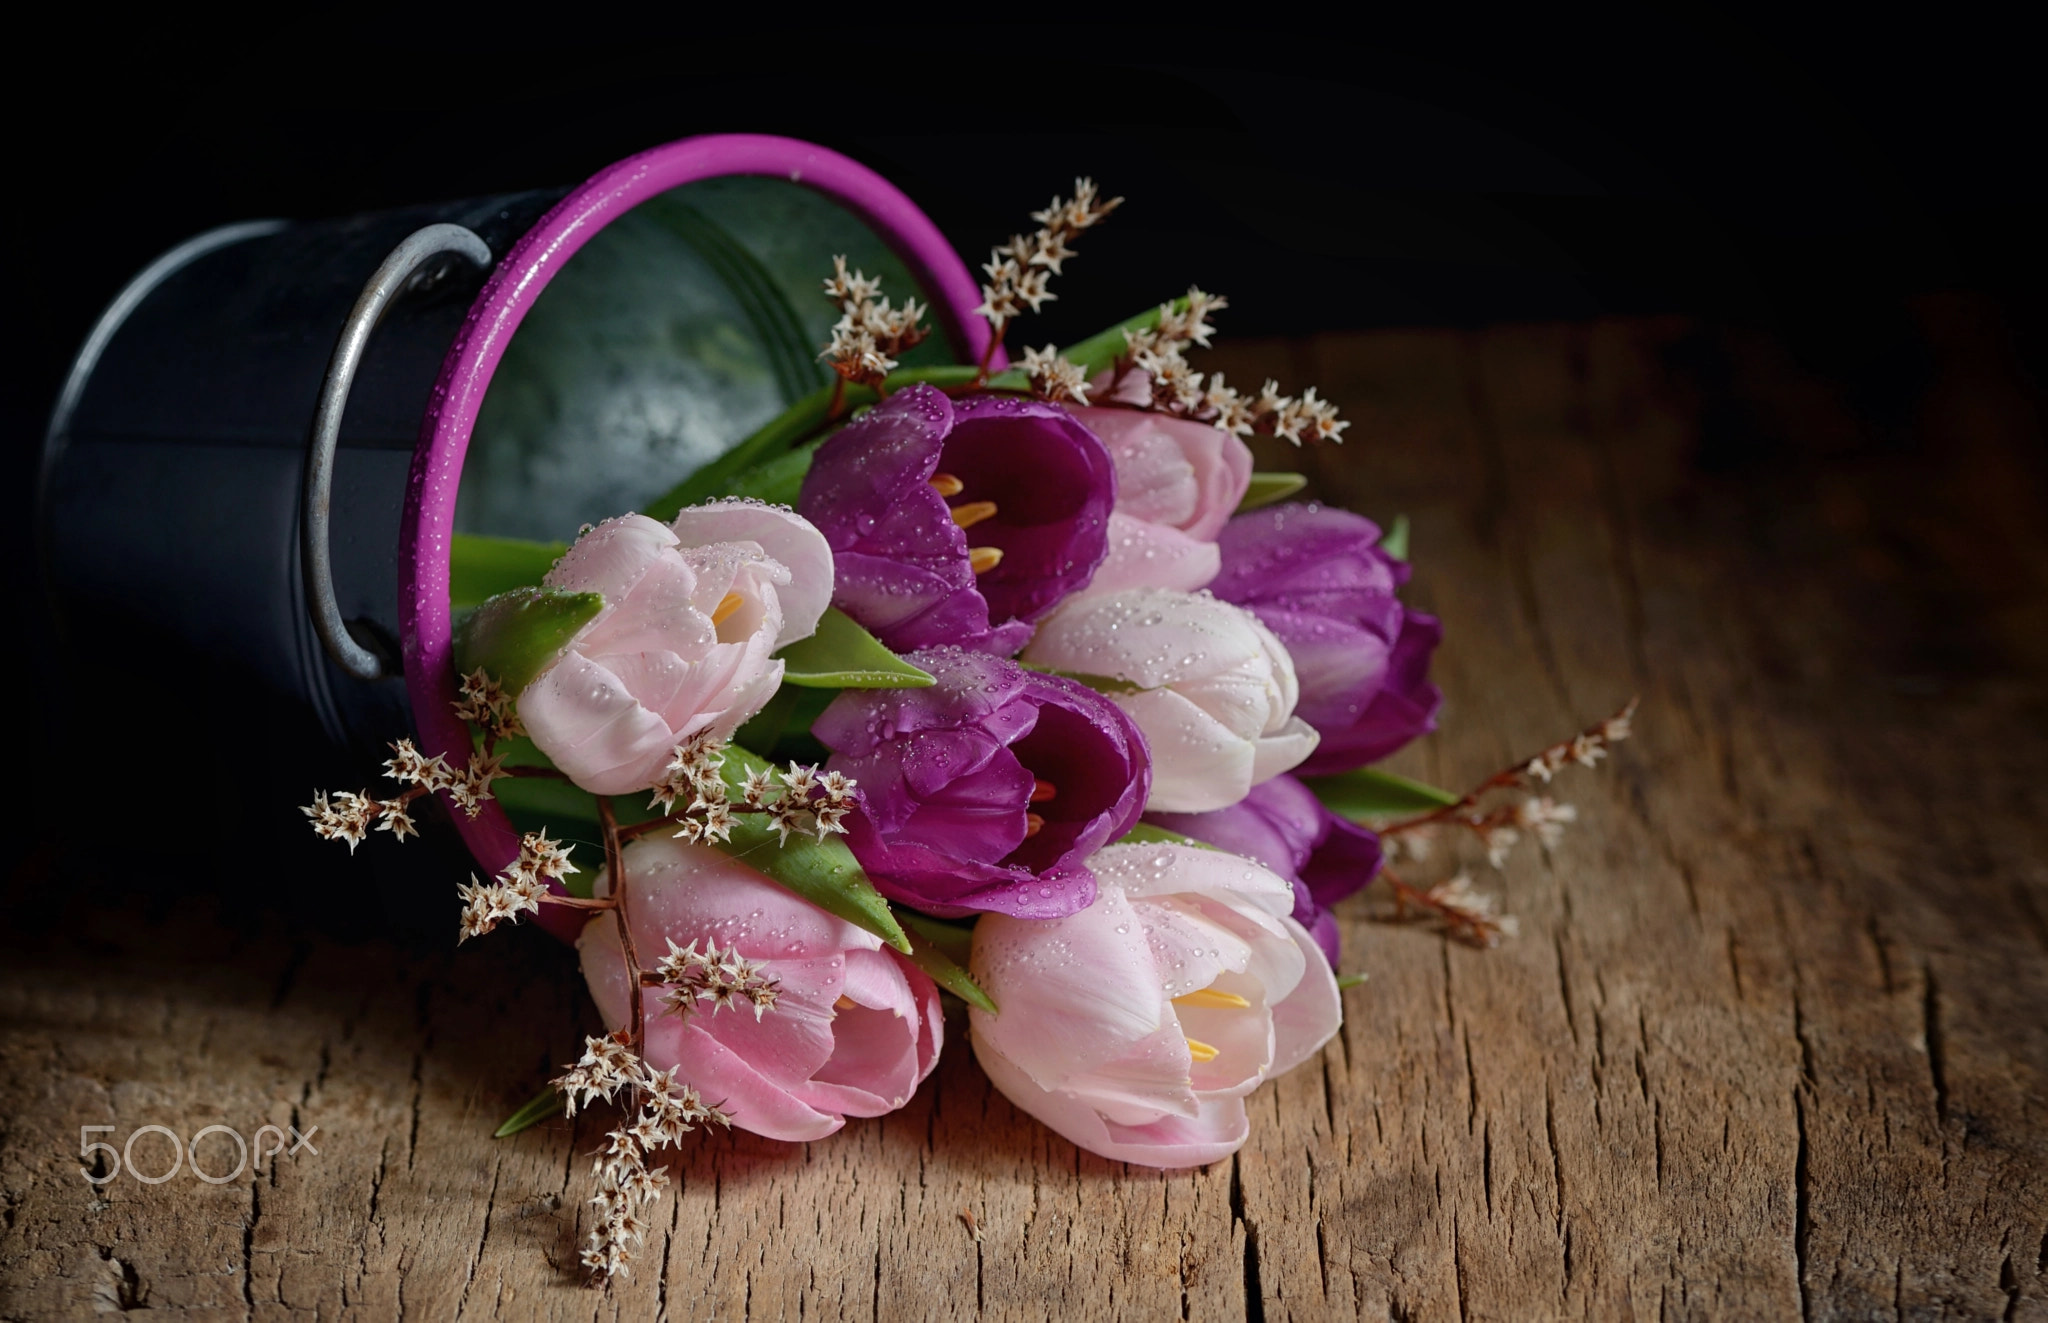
[597,797,643,1050]
[537,893,615,911]
[1377,868,1503,948]
[616,813,687,843]
[1378,697,1638,836]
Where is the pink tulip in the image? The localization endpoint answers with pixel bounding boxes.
[1022,587,1321,812]
[518,502,833,795]
[580,835,943,1142]
[1067,407,1252,597]
[968,841,1341,1168]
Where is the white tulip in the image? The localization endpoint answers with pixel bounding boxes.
[1022,587,1320,812]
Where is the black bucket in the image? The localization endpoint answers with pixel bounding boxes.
[35,134,993,920]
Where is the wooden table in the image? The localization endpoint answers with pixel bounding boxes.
[5,303,2045,1320]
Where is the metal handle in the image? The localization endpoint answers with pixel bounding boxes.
[303,223,491,679]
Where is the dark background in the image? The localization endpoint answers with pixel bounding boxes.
[7,17,2041,459]
[5,17,2041,933]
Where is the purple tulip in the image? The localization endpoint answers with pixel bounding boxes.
[1211,502,1443,775]
[813,646,1151,920]
[1147,774,1382,965]
[797,384,1115,657]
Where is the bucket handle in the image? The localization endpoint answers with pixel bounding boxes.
[304,223,492,680]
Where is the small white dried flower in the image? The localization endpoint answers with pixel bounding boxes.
[1514,797,1579,850]
[697,800,735,844]
[382,739,431,785]
[1020,345,1091,404]
[740,767,778,810]
[521,830,577,879]
[1483,826,1522,870]
[375,799,418,841]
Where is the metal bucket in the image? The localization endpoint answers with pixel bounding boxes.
[39,134,996,912]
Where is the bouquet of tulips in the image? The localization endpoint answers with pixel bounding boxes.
[306,179,1631,1280]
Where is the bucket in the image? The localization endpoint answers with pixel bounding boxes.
[39,134,998,919]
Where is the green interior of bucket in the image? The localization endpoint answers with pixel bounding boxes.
[455,176,953,542]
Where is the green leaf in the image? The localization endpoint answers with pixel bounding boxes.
[1380,514,1410,562]
[730,683,806,753]
[720,438,825,508]
[1304,767,1459,822]
[1335,973,1368,990]
[1237,472,1308,512]
[711,747,910,953]
[450,534,566,607]
[642,365,985,522]
[896,911,996,1013]
[1114,823,1219,851]
[454,587,605,697]
[1017,659,1144,696]
[493,1086,564,1138]
[776,608,935,689]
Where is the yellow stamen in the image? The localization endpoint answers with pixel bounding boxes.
[834,994,857,1010]
[1029,778,1057,804]
[1174,988,1253,1010]
[1024,812,1045,838]
[929,472,964,498]
[712,591,745,625]
[969,546,1003,574]
[950,500,998,530]
[1184,1036,1220,1063]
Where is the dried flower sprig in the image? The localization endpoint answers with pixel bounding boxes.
[976,178,1122,371]
[1369,699,1638,944]
[301,673,538,851]
[1377,698,1636,864]
[552,1034,733,1280]
[453,667,522,740]
[631,738,859,848]
[649,938,782,1021]
[1102,288,1350,445]
[456,829,582,942]
[820,255,930,392]
[1018,345,1091,404]
[1378,868,1521,948]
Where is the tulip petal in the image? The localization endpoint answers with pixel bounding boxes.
[1250,716,1322,787]
[799,950,941,1117]
[616,836,879,956]
[543,512,678,600]
[662,1019,847,1142]
[669,499,835,648]
[1270,916,1343,1075]
[1093,842,1295,913]
[969,890,1165,1088]
[1114,687,1255,813]
[1081,513,1221,598]
[1069,406,1252,539]
[517,649,678,795]
[973,1034,1251,1169]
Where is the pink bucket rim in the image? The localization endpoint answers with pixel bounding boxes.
[397,133,999,939]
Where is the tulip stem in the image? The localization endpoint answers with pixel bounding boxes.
[598,796,645,1050]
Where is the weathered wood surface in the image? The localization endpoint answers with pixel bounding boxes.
[5,303,2045,1321]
